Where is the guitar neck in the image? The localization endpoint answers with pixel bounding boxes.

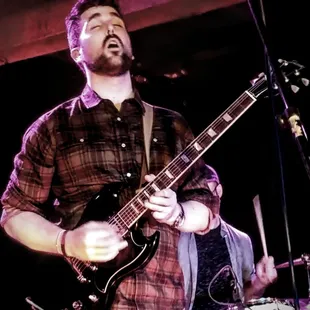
[109,90,258,235]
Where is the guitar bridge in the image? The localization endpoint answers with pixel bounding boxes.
[77,274,89,283]
[65,257,97,283]
[85,261,98,271]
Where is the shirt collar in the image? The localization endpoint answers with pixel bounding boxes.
[80,84,145,113]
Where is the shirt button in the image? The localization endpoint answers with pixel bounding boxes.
[121,143,126,148]
[153,138,158,142]
[117,117,121,121]
[126,172,131,178]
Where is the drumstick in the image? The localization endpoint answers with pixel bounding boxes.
[253,195,268,258]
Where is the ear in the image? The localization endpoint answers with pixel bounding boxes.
[71,47,82,64]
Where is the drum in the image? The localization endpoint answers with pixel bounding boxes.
[227,297,295,309]
[246,297,295,309]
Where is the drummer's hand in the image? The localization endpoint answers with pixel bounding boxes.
[255,256,277,287]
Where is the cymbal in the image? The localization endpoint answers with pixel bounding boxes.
[276,258,305,269]
[284,298,310,310]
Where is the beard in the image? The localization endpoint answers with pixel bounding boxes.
[85,50,133,76]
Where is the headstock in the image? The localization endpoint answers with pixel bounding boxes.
[248,59,308,99]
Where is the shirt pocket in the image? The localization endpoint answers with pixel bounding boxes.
[55,130,114,185]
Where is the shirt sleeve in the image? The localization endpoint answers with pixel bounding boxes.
[242,234,256,284]
[0,115,55,226]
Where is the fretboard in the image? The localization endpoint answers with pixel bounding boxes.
[108,90,258,235]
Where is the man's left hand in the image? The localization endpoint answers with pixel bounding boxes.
[143,174,180,225]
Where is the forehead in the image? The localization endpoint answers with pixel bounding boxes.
[80,6,121,22]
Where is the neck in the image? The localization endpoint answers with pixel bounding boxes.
[86,71,134,106]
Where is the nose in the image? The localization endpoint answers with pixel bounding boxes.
[107,24,114,36]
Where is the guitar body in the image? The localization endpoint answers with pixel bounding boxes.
[30,183,160,310]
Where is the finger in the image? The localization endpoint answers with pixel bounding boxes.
[152,211,171,221]
[117,240,128,251]
[265,259,275,273]
[256,261,264,278]
[148,195,172,207]
[153,189,173,198]
[145,174,156,182]
[94,240,128,252]
[85,231,119,247]
[89,249,120,262]
[267,256,275,266]
[94,237,127,248]
[144,201,170,212]
[86,242,127,259]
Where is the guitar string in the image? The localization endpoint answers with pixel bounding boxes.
[111,93,252,227]
[113,81,264,226]
[112,79,265,227]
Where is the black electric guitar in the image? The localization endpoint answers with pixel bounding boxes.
[28,60,306,310]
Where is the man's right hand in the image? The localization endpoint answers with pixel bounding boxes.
[65,221,128,262]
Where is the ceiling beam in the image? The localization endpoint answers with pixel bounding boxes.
[0,0,245,66]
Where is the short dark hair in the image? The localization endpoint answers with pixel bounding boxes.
[65,0,123,50]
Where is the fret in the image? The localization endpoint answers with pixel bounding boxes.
[213,120,228,133]
[115,213,127,226]
[128,200,145,215]
[197,134,213,150]
[151,182,160,192]
[152,177,168,190]
[207,128,217,138]
[121,211,138,227]
[182,148,197,162]
[137,197,144,205]
[222,112,233,122]
[119,201,145,227]
[130,203,139,214]
[230,96,253,118]
[193,142,203,152]
[165,169,175,179]
[175,159,188,172]
[168,163,183,176]
[110,217,126,231]
[141,190,151,199]
[180,153,191,163]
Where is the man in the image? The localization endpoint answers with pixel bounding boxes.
[178,165,277,310]
[0,1,219,309]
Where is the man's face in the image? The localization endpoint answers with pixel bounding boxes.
[74,5,133,76]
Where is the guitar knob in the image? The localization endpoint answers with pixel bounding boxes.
[72,300,83,309]
[89,294,99,303]
[77,275,88,283]
[89,264,98,271]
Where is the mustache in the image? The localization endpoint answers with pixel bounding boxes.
[103,34,124,48]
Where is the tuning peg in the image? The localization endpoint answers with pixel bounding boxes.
[302,78,310,86]
[278,59,288,66]
[291,85,300,93]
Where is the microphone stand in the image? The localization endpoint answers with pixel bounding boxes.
[246,1,310,309]
[301,254,310,299]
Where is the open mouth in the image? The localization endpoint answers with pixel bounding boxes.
[106,39,121,50]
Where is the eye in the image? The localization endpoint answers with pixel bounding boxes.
[113,24,122,28]
[90,25,100,30]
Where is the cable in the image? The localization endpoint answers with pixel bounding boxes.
[207,265,245,308]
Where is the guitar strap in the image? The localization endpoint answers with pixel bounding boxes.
[139,101,153,189]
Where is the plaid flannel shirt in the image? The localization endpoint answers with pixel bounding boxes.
[1,85,219,309]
